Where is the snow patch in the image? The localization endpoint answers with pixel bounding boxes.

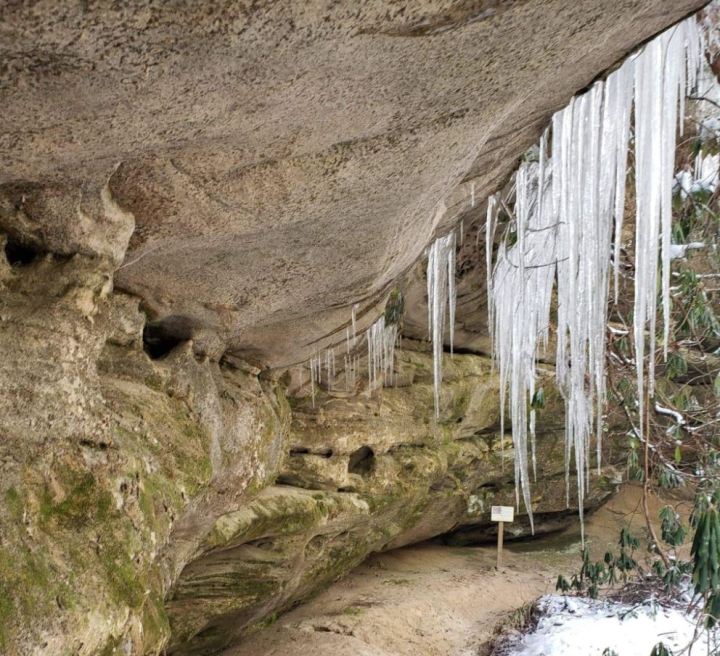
[503,595,716,656]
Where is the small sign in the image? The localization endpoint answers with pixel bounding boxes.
[492,506,514,569]
[491,505,514,523]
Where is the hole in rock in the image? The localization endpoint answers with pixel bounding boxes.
[194,624,221,640]
[275,473,310,488]
[142,315,194,360]
[305,534,328,553]
[79,438,109,450]
[348,446,375,476]
[246,538,276,550]
[4,238,40,266]
[289,446,333,458]
[430,476,457,492]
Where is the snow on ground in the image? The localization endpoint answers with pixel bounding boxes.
[503,595,718,656]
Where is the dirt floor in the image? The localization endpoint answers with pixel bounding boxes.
[220,484,694,656]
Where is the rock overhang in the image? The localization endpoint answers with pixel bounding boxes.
[0,1,709,369]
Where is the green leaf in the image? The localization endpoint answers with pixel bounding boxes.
[650,642,673,656]
[666,352,687,380]
[530,388,546,410]
[555,574,571,593]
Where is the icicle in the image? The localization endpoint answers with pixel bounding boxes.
[485,194,498,353]
[309,351,323,407]
[310,355,316,407]
[448,237,457,356]
[612,58,635,304]
[427,231,457,417]
[328,348,335,384]
[351,304,358,346]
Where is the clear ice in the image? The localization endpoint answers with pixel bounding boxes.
[486,16,701,535]
[427,231,457,417]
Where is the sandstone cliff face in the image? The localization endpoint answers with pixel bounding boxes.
[0,252,290,654]
[0,2,709,655]
[0,248,617,655]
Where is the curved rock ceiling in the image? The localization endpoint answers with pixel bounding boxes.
[0,0,708,367]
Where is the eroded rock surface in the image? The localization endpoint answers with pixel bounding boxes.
[0,251,289,654]
[0,249,616,655]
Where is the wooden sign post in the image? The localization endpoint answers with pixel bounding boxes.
[491,505,514,569]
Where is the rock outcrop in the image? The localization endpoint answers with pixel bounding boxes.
[0,252,290,654]
[166,346,620,655]
[0,250,616,655]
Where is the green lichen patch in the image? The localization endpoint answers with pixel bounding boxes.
[3,488,22,522]
[0,578,14,649]
[38,469,113,530]
[100,541,146,609]
[342,605,364,615]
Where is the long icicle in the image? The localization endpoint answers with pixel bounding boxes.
[427,231,457,418]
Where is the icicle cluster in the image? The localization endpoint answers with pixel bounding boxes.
[366,315,398,391]
[426,231,457,417]
[633,18,702,439]
[553,61,633,532]
[491,157,557,532]
[488,16,702,534]
[306,303,398,405]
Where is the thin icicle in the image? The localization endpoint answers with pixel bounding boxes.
[485,196,497,286]
[309,351,323,407]
[351,304,358,346]
[427,231,457,417]
[612,58,636,304]
[310,356,316,406]
[485,195,499,342]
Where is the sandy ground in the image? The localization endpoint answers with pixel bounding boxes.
[221,484,694,656]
